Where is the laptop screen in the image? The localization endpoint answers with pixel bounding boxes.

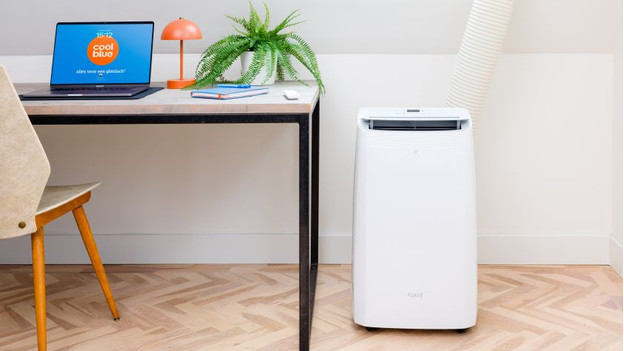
[50,22,154,86]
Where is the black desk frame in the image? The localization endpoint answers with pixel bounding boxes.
[29,101,320,351]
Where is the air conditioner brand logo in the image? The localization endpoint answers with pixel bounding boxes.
[408,292,424,299]
[87,36,119,66]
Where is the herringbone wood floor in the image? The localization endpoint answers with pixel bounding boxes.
[0,265,621,350]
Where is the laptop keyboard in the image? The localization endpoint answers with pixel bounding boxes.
[56,87,133,92]
[49,86,148,96]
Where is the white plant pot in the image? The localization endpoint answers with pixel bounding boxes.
[240,51,276,85]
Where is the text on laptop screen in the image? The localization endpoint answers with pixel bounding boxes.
[51,23,154,85]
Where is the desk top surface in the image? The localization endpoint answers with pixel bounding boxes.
[16,81,319,116]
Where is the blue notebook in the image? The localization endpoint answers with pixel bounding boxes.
[190,86,269,100]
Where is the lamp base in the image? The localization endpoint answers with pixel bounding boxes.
[167,78,196,89]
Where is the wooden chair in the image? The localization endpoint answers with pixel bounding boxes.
[0,65,119,351]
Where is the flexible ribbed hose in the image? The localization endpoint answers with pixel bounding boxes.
[446,0,515,131]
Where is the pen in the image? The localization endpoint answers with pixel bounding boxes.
[215,84,251,88]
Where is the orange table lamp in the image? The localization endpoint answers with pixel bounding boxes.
[161,18,202,89]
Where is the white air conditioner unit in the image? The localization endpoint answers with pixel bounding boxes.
[352,107,477,331]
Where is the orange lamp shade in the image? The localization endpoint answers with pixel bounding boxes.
[161,18,202,89]
[161,18,202,40]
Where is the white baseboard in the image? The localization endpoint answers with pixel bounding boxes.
[610,237,623,277]
[0,233,353,264]
[0,233,610,265]
[477,234,609,264]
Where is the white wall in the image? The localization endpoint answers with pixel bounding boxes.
[0,1,619,264]
[0,0,616,55]
[611,0,623,277]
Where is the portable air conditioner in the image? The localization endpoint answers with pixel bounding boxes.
[352,107,477,331]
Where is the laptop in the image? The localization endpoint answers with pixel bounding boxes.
[22,21,154,98]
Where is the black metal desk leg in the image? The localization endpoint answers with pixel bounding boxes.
[312,101,320,268]
[309,101,320,328]
[300,100,320,351]
[299,115,311,351]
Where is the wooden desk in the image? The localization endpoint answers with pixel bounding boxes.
[17,82,320,351]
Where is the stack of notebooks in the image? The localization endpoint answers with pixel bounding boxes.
[191,86,269,100]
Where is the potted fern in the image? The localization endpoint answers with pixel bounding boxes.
[193,3,324,93]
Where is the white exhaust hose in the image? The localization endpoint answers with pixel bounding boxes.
[445,0,515,131]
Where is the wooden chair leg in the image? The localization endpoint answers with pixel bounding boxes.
[31,227,46,351]
[72,205,120,320]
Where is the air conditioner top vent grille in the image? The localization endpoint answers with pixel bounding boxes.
[368,119,461,131]
[358,107,470,121]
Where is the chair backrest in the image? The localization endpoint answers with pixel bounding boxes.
[0,65,50,239]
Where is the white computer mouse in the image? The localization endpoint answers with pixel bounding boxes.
[283,90,300,100]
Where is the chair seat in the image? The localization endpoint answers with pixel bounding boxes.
[36,183,100,215]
